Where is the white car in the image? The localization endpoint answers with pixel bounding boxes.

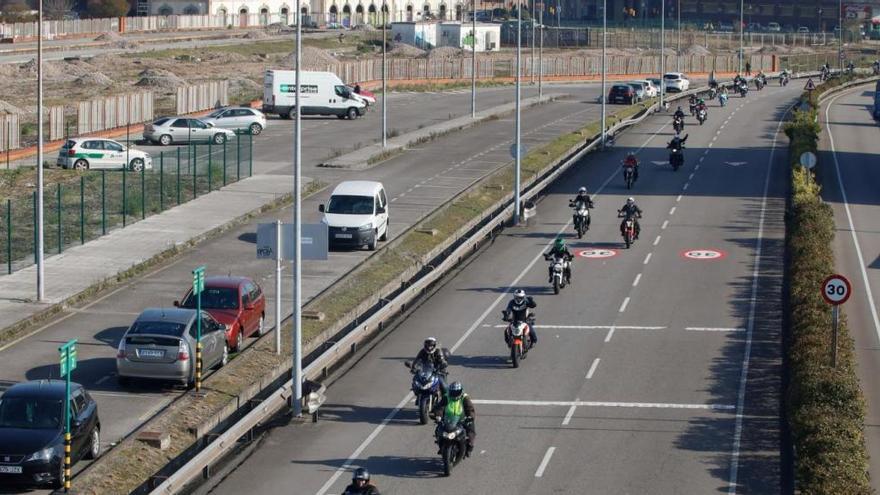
[632,79,659,97]
[57,138,152,171]
[201,107,267,135]
[319,180,389,251]
[663,72,690,93]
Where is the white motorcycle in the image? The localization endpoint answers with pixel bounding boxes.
[544,253,572,295]
[569,201,591,239]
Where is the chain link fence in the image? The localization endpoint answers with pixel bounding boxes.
[0,133,253,275]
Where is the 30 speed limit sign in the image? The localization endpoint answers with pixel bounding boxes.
[822,274,852,305]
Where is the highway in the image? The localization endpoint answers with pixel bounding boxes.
[0,83,607,489]
[820,84,880,492]
[208,84,799,494]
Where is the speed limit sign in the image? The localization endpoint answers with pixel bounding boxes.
[822,274,852,305]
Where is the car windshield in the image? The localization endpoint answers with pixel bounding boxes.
[152,117,170,126]
[129,320,186,336]
[327,195,374,215]
[0,397,62,429]
[664,74,680,80]
[181,287,239,310]
[207,109,226,118]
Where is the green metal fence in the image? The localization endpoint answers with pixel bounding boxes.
[1,133,253,275]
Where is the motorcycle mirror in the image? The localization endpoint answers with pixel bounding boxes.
[404,361,412,368]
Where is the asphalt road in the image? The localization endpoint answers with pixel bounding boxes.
[207,84,799,494]
[0,84,610,491]
[820,85,880,492]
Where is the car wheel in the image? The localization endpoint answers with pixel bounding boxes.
[287,107,297,119]
[129,158,144,172]
[232,327,243,352]
[52,460,65,489]
[159,134,172,146]
[218,344,228,368]
[117,375,130,388]
[213,133,227,145]
[256,314,265,337]
[86,427,100,460]
[249,123,263,135]
[379,224,388,242]
[347,107,358,120]
[74,159,89,170]
[367,230,378,251]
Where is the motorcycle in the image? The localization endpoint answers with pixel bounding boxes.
[669,143,685,171]
[502,310,534,368]
[623,164,636,190]
[718,92,728,107]
[688,101,697,116]
[544,253,572,294]
[435,416,470,476]
[673,116,684,134]
[739,83,748,97]
[697,107,707,125]
[569,200,591,238]
[404,360,444,425]
[708,87,718,100]
[780,73,789,86]
[618,213,638,249]
[755,78,764,91]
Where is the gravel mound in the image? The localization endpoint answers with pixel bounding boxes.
[427,46,463,58]
[95,31,139,49]
[353,23,376,31]
[134,68,185,88]
[0,100,24,114]
[683,44,712,56]
[229,77,262,94]
[285,46,340,69]
[389,42,426,57]
[94,31,122,42]
[18,58,69,79]
[243,30,269,39]
[75,72,113,86]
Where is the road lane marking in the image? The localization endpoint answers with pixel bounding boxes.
[653,235,661,246]
[604,327,615,342]
[643,253,652,265]
[686,327,745,332]
[661,220,669,230]
[683,182,689,190]
[473,399,736,410]
[825,92,880,345]
[695,164,700,171]
[535,447,556,477]
[618,297,630,313]
[688,173,695,180]
[728,98,790,495]
[676,195,682,202]
[485,324,665,330]
[562,405,577,425]
[586,358,600,379]
[669,207,676,215]
[632,273,642,286]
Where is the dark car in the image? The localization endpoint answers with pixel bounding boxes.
[0,380,100,489]
[609,84,637,104]
[176,276,266,352]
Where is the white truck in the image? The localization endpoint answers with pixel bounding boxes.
[262,70,368,120]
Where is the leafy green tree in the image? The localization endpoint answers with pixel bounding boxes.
[86,0,130,17]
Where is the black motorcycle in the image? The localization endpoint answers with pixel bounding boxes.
[435,416,470,476]
[404,360,444,425]
[673,116,684,134]
[669,143,684,171]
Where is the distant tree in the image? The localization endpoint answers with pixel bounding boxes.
[0,0,37,22]
[85,0,129,17]
[44,0,75,19]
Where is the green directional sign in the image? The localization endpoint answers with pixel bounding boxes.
[192,266,205,295]
[463,34,475,47]
[59,340,77,377]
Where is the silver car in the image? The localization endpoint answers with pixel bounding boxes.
[142,117,236,146]
[116,308,228,388]
[201,107,267,135]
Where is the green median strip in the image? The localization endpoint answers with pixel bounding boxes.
[72,99,656,494]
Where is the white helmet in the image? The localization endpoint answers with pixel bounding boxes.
[513,289,526,303]
[626,197,635,206]
[578,187,587,194]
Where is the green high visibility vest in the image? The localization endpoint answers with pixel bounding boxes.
[444,393,467,421]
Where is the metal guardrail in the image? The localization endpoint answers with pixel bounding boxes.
[148,82,730,495]
[816,75,880,106]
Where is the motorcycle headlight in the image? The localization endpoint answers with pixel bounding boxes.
[358,223,373,231]
[444,431,458,439]
[421,381,433,390]
[25,446,56,462]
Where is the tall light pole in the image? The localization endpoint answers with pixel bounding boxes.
[601,0,607,148]
[531,0,536,84]
[471,0,476,118]
[513,0,522,225]
[292,1,303,417]
[382,1,387,147]
[676,0,681,71]
[660,0,666,111]
[738,0,744,73]
[838,0,843,71]
[538,1,543,97]
[36,0,44,302]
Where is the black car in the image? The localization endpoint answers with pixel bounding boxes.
[609,84,637,104]
[0,380,100,489]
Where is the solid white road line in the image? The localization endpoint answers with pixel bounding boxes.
[632,273,642,286]
[586,358,601,379]
[562,405,577,426]
[535,447,556,477]
[473,399,736,410]
[825,92,880,344]
[643,253,652,265]
[727,99,790,495]
[686,327,746,332]
[604,327,615,342]
[653,235,661,246]
[619,297,630,313]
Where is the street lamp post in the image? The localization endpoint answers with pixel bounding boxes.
[601,0,606,149]
[739,0,744,73]
[838,0,843,71]
[539,2,543,97]
[677,0,681,71]
[382,1,387,147]
[292,2,303,417]
[471,0,477,118]
[661,0,666,110]
[36,0,44,301]
[513,0,522,225]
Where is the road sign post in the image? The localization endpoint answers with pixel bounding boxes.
[58,339,76,492]
[804,77,816,93]
[192,266,205,392]
[822,274,852,368]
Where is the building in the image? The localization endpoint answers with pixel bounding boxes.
[390,20,499,50]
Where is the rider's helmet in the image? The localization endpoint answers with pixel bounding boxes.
[448,381,464,399]
[578,186,587,195]
[353,468,370,484]
[626,197,635,206]
[554,237,565,250]
[423,337,437,353]
[513,289,526,304]
[677,106,682,112]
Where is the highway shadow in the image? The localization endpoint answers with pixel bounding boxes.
[25,357,117,391]
[238,232,257,244]
[315,403,413,426]
[457,285,552,295]
[817,148,880,207]
[870,255,880,270]
[94,326,127,347]
[447,354,510,369]
[289,455,443,479]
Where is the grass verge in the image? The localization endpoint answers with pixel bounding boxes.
[72,98,655,494]
[784,76,872,494]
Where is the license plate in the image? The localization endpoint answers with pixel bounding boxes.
[0,466,22,474]
[138,349,165,359]
[335,233,352,239]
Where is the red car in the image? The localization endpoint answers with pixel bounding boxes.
[175,276,266,352]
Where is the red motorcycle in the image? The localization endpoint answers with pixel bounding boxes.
[502,310,534,368]
[618,212,638,249]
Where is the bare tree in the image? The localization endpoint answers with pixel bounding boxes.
[42,0,75,20]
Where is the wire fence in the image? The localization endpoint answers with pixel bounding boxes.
[0,133,253,275]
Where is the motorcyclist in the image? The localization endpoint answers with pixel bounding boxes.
[668,133,688,150]
[570,186,594,229]
[545,237,573,284]
[623,152,639,182]
[847,61,855,74]
[413,337,448,392]
[504,289,537,347]
[688,94,698,115]
[618,197,643,240]
[695,98,708,121]
[432,381,476,457]
[342,468,381,495]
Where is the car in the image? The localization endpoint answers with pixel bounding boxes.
[116,308,229,387]
[626,82,647,102]
[608,84,637,104]
[201,107,267,136]
[631,79,658,97]
[319,180,389,250]
[747,22,763,32]
[797,26,810,34]
[0,380,100,489]
[174,276,266,352]
[142,117,236,146]
[56,138,152,171]
[767,22,781,32]
[648,77,663,92]
[663,72,690,92]
[718,22,734,32]
[349,86,377,106]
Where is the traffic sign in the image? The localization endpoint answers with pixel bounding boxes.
[799,151,817,169]
[804,78,816,91]
[822,274,852,305]
[59,340,77,378]
[509,143,528,160]
[192,266,205,295]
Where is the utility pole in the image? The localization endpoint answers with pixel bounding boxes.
[513,0,522,225]
[660,0,666,110]
[677,0,681,71]
[471,0,477,118]
[292,2,303,417]
[36,0,44,302]
[601,0,606,148]
[838,0,843,71]
[539,2,543,97]
[382,1,387,147]
[739,0,744,73]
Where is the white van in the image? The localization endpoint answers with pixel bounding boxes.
[263,70,368,120]
[319,181,389,250]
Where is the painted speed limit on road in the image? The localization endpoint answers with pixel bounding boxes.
[822,274,852,305]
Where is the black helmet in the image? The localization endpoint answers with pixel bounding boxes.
[353,467,370,482]
[449,381,464,399]
[423,337,437,353]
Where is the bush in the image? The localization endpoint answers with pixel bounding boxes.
[785,79,872,494]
